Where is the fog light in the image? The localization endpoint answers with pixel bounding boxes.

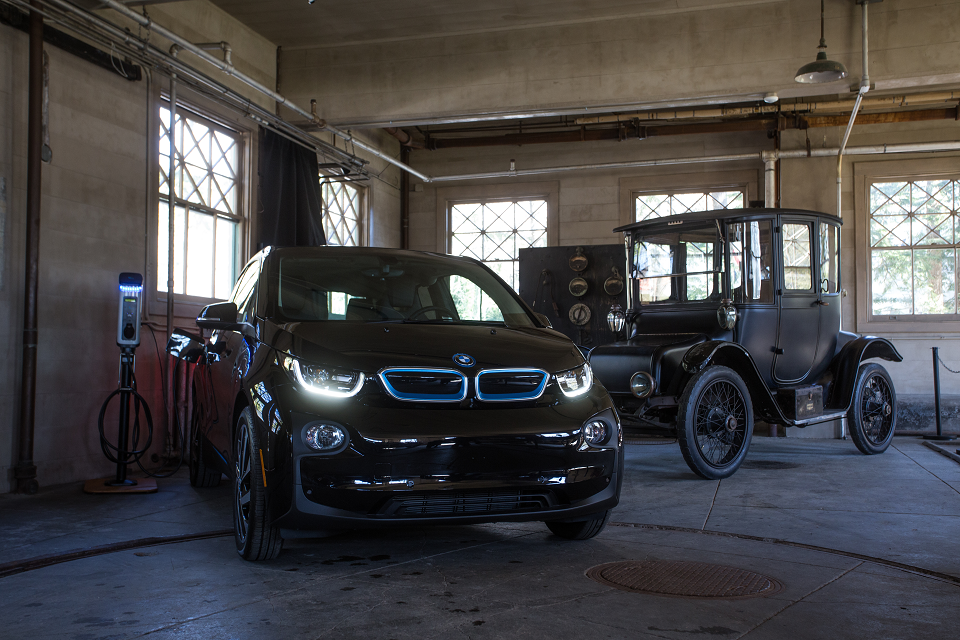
[630,371,655,398]
[304,424,345,451]
[583,420,609,445]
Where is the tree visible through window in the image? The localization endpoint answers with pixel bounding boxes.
[158,103,242,299]
[870,179,958,316]
[636,190,744,221]
[450,200,548,291]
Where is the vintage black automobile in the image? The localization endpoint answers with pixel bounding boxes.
[168,246,622,560]
[589,208,901,479]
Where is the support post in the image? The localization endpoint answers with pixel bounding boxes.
[924,346,956,441]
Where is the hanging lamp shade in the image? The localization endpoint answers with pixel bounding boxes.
[795,0,848,84]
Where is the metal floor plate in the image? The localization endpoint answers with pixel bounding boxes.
[586,560,784,599]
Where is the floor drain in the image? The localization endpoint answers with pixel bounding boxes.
[741,460,801,470]
[586,560,783,599]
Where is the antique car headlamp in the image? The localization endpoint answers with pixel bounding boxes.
[303,423,346,451]
[281,355,365,397]
[630,371,655,398]
[607,304,626,334]
[556,362,593,398]
[717,299,737,330]
[583,419,610,446]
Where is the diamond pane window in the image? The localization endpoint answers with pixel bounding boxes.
[321,181,362,246]
[870,179,960,316]
[635,189,744,222]
[158,103,242,299]
[450,199,548,291]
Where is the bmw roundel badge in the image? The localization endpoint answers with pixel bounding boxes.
[453,353,476,367]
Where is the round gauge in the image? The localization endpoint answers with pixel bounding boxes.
[603,269,624,296]
[568,277,589,297]
[569,247,588,272]
[569,302,592,326]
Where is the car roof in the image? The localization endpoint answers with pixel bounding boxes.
[613,207,842,234]
[254,245,480,266]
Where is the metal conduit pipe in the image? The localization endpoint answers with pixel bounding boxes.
[97,0,432,182]
[15,0,43,494]
[194,41,231,66]
[166,44,178,459]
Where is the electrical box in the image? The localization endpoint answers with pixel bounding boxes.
[117,272,143,347]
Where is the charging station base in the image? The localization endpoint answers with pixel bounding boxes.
[83,477,158,494]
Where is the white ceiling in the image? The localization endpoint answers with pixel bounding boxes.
[208,0,783,49]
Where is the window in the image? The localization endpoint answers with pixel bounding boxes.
[782,223,813,290]
[449,199,548,290]
[159,102,242,300]
[321,181,362,246]
[630,221,724,304]
[729,220,774,304]
[869,179,958,316]
[635,189,744,222]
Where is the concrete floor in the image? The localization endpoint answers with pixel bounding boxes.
[1,436,958,639]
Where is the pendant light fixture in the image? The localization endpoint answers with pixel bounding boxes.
[795,0,848,83]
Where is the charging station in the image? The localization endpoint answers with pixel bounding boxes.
[84,273,158,494]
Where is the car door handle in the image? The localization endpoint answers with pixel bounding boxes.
[815,300,830,306]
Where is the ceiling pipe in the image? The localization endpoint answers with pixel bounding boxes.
[384,127,425,149]
[95,0,432,182]
[193,41,232,66]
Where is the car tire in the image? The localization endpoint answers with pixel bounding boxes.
[677,365,754,480]
[234,407,283,561]
[189,389,221,488]
[545,510,610,540]
[847,363,896,455]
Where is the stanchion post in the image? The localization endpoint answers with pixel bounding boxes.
[924,346,956,441]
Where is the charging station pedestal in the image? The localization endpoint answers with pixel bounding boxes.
[85,273,157,494]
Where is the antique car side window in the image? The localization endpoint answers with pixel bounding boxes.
[729,220,774,304]
[820,222,840,294]
[631,223,724,304]
[782,223,813,291]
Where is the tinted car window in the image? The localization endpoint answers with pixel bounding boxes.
[268,253,535,327]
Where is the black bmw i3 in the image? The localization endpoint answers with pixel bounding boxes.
[168,246,622,560]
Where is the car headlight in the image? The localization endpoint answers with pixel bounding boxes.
[281,355,365,398]
[555,362,593,398]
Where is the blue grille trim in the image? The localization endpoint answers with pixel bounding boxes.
[378,368,468,403]
[475,369,549,402]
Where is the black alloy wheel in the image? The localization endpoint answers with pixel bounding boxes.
[546,510,610,540]
[847,363,897,455]
[233,407,282,561]
[189,388,221,488]
[677,366,754,480]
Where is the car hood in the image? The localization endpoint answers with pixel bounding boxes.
[264,321,585,374]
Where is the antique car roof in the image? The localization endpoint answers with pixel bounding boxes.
[613,207,842,234]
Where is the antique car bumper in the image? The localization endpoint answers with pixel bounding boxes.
[263,385,622,532]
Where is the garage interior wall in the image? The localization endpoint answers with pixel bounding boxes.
[2,0,960,490]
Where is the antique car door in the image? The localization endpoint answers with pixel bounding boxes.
[206,258,261,460]
[814,219,842,377]
[774,217,820,383]
[728,218,779,387]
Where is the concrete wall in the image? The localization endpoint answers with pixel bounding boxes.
[0,1,283,492]
[281,0,960,126]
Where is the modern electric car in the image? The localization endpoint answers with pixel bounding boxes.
[168,246,622,560]
[589,208,901,480]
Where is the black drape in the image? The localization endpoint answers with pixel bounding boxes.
[257,127,326,247]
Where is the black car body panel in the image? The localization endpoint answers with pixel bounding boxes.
[173,246,622,538]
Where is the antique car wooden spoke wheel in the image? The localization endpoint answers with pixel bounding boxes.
[848,363,897,455]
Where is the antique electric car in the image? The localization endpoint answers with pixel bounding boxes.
[589,208,901,480]
[168,247,622,561]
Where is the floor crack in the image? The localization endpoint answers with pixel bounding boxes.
[702,480,721,530]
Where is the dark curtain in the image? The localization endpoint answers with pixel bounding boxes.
[258,127,326,247]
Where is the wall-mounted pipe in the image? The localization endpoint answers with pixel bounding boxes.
[165,44,178,459]
[15,0,44,495]
[193,41,231,66]
[97,0,432,182]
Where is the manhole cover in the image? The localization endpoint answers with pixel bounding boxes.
[741,460,801,470]
[586,560,783,599]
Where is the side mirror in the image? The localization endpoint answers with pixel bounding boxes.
[534,312,553,329]
[197,301,240,331]
[166,329,205,363]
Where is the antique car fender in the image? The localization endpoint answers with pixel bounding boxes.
[679,341,783,422]
[827,335,903,411]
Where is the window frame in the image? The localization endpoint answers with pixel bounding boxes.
[147,88,256,321]
[618,169,759,229]
[855,157,960,333]
[320,178,366,247]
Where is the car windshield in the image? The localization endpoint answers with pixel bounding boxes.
[266,252,536,328]
[629,221,725,305]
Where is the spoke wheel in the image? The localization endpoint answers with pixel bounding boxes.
[189,389,221,488]
[233,407,282,561]
[678,366,754,480]
[847,363,896,455]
